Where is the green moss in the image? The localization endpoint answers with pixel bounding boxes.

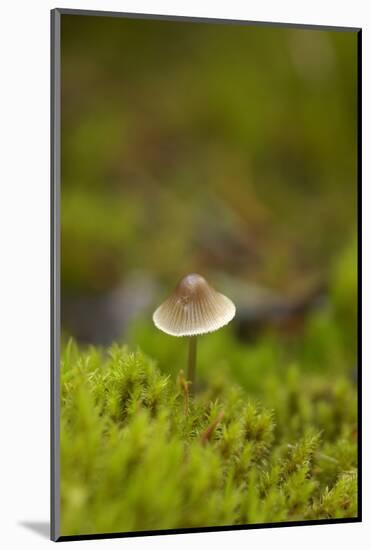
[60,341,357,536]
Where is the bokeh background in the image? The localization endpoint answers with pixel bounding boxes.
[61,13,357,406]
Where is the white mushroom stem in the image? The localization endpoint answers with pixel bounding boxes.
[188,336,197,391]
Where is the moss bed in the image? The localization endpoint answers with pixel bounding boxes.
[60,340,357,536]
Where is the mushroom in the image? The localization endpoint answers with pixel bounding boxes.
[153,273,236,391]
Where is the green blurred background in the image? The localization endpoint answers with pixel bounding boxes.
[61,14,357,385]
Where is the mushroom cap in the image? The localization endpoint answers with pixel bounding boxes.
[153,273,236,337]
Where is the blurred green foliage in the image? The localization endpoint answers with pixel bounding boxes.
[61,15,357,293]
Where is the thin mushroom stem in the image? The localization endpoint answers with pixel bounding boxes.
[187,336,197,392]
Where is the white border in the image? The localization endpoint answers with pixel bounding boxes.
[0,1,368,548]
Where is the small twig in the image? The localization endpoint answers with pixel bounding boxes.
[201,410,225,445]
[178,370,189,416]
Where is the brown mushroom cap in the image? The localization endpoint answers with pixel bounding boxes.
[153,273,236,337]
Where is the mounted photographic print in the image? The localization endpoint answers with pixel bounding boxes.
[51,8,361,542]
